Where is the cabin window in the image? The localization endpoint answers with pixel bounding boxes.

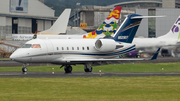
[31,44,41,48]
[87,47,89,50]
[67,47,69,50]
[62,47,64,50]
[57,47,59,50]
[82,47,84,50]
[22,44,31,48]
[72,47,74,50]
[77,47,79,50]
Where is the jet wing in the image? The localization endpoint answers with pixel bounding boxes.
[63,58,146,62]
[61,58,145,66]
[63,48,160,62]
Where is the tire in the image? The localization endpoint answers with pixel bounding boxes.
[64,65,72,73]
[22,68,27,72]
[84,66,92,72]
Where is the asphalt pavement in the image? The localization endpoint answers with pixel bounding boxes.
[0,57,180,78]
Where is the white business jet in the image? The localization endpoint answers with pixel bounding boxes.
[12,8,71,40]
[10,14,160,73]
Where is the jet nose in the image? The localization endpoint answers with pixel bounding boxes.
[10,53,17,60]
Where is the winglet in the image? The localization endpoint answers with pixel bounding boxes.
[150,48,161,60]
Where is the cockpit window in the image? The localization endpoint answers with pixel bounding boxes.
[31,44,41,48]
[22,44,41,48]
[22,44,32,48]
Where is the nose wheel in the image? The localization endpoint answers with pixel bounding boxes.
[22,64,27,74]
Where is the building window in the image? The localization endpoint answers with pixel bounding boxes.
[148,9,156,38]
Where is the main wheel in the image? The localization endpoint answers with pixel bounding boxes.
[84,64,92,72]
[64,65,72,73]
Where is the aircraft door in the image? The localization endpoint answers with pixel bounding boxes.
[44,40,54,62]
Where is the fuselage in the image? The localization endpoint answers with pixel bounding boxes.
[132,37,177,52]
[10,39,135,64]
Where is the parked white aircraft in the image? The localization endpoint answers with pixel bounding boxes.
[128,15,180,57]
[10,14,160,73]
[34,6,122,39]
[38,9,71,35]
[12,6,122,40]
[12,8,71,40]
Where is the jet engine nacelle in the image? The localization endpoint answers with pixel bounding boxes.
[95,39,116,52]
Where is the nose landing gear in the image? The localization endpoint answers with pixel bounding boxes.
[22,64,27,74]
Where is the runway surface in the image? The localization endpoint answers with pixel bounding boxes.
[0,57,180,78]
[1,57,180,67]
[0,71,180,78]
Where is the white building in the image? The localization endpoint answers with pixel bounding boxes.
[0,0,55,39]
[136,8,180,38]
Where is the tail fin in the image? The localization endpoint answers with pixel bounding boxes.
[158,16,180,39]
[38,9,71,35]
[32,30,38,39]
[83,6,122,39]
[113,14,143,43]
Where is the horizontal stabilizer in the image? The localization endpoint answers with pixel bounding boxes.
[131,16,165,19]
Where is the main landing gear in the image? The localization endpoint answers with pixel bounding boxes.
[22,63,27,74]
[64,65,72,73]
[60,64,93,73]
[84,64,92,72]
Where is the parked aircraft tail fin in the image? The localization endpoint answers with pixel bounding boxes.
[158,16,180,39]
[32,30,37,39]
[38,9,71,35]
[83,6,122,39]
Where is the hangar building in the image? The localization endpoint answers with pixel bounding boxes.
[110,0,180,38]
[70,0,163,32]
[71,0,180,38]
[0,0,56,39]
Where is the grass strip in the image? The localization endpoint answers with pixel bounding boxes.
[1,62,180,73]
[0,58,11,60]
[0,77,180,101]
